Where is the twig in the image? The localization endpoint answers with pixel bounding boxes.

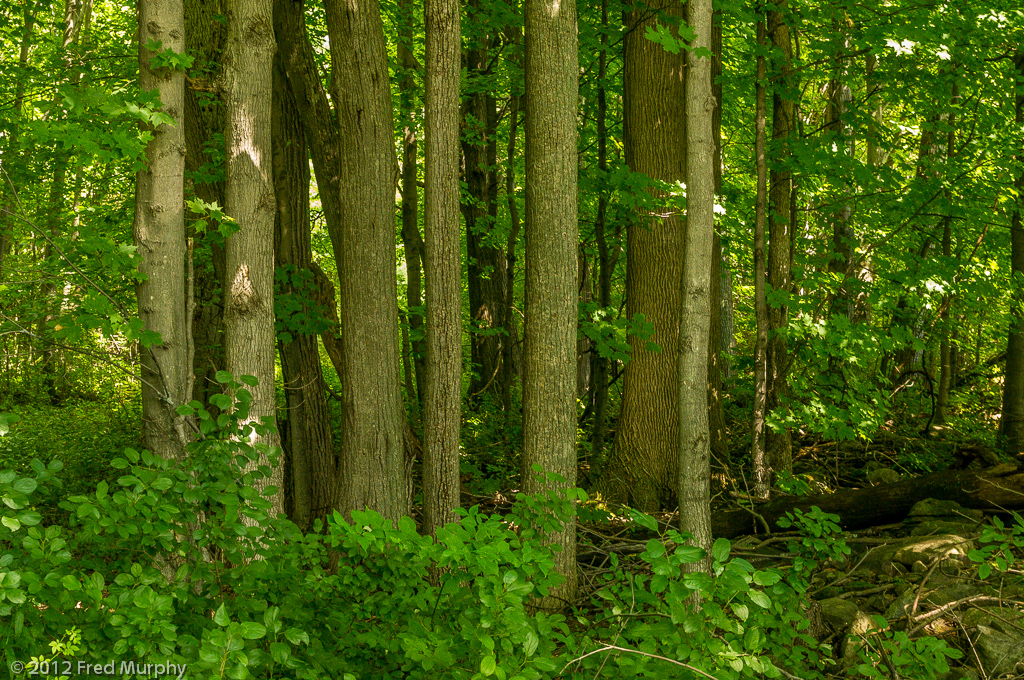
[562,644,722,680]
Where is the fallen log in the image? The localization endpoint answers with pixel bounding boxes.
[712,464,1024,540]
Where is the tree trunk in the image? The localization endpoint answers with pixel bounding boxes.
[272,50,337,529]
[462,8,506,405]
[0,7,35,282]
[522,0,578,608]
[398,0,425,409]
[752,14,770,500]
[707,14,728,466]
[223,0,283,515]
[422,0,462,535]
[597,0,686,512]
[766,4,795,477]
[184,0,227,413]
[1001,46,1024,454]
[324,0,407,521]
[713,466,1024,540]
[588,0,615,462]
[679,0,715,569]
[134,0,190,462]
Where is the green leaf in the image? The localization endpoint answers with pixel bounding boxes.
[480,656,496,676]
[214,603,231,626]
[2,516,20,532]
[61,575,82,591]
[238,621,266,640]
[712,537,731,563]
[12,478,37,495]
[749,591,771,608]
[629,509,659,532]
[215,370,234,384]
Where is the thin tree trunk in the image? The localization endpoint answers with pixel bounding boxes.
[462,6,505,405]
[422,0,462,535]
[588,0,613,461]
[223,0,283,515]
[272,50,337,529]
[523,0,578,608]
[766,3,795,477]
[0,7,35,282]
[752,14,770,500]
[398,0,426,409]
[680,0,714,571]
[134,0,190,462]
[1001,46,1024,454]
[707,12,728,465]
[184,0,227,413]
[500,92,521,418]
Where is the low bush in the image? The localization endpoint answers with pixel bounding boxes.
[0,382,966,679]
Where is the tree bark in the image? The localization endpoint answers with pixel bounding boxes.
[422,0,462,535]
[523,0,578,608]
[134,0,190,462]
[462,5,506,405]
[223,0,283,515]
[184,0,228,413]
[398,0,425,409]
[324,0,408,521]
[272,50,337,529]
[713,466,1024,540]
[679,0,715,568]
[1001,46,1024,454]
[0,7,35,282]
[766,4,795,478]
[752,14,770,500]
[597,0,686,512]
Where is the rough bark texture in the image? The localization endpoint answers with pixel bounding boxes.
[752,15,770,500]
[462,6,507,404]
[223,0,283,516]
[523,0,579,608]
[422,0,462,535]
[1002,47,1024,454]
[398,0,425,408]
[714,466,1024,540]
[679,0,715,566]
[184,0,227,413]
[587,0,616,462]
[766,4,795,478]
[597,0,686,512]
[324,0,407,521]
[134,0,190,461]
[272,53,337,529]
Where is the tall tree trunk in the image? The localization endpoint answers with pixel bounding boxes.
[588,0,615,461]
[184,0,228,412]
[272,51,337,529]
[0,7,35,282]
[597,0,686,512]
[936,83,960,425]
[134,0,190,462]
[707,11,728,465]
[766,3,795,477]
[398,0,425,409]
[752,14,770,499]
[680,0,714,570]
[1001,46,1024,454]
[462,6,506,405]
[422,0,462,535]
[522,0,578,608]
[223,0,283,515]
[500,92,522,418]
[324,0,408,521]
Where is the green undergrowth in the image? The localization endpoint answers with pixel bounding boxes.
[0,382,969,680]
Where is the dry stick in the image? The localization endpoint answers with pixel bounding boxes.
[564,645,721,680]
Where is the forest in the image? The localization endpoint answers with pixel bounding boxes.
[1,0,1024,677]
